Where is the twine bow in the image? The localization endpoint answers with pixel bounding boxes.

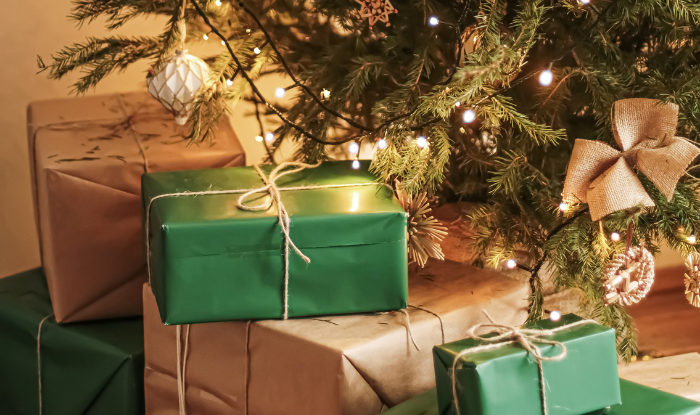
[451,313,596,415]
[563,98,700,221]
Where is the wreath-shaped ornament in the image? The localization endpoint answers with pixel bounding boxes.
[602,246,655,306]
[684,252,700,307]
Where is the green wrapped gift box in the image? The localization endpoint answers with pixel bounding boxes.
[0,268,145,415]
[142,161,409,325]
[433,314,621,415]
[383,380,700,415]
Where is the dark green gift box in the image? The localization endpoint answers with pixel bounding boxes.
[433,314,621,415]
[0,268,145,415]
[142,161,409,325]
[383,380,700,415]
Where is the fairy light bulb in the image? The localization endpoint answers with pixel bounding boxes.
[275,87,286,98]
[376,138,387,150]
[550,310,562,322]
[265,132,274,143]
[253,47,261,55]
[255,135,263,143]
[226,78,233,86]
[559,202,569,212]
[610,232,621,242]
[539,69,554,86]
[428,16,439,27]
[215,0,222,5]
[322,88,330,99]
[506,259,517,269]
[351,160,361,170]
[203,34,209,40]
[455,101,461,107]
[462,109,476,123]
[348,142,360,154]
[689,235,697,245]
[416,136,428,149]
[579,0,590,4]
[221,40,226,46]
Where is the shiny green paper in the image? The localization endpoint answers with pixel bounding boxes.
[142,161,409,325]
[384,380,700,415]
[433,314,621,415]
[0,268,145,415]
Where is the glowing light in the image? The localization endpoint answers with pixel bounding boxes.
[255,135,263,142]
[322,88,330,99]
[428,16,439,27]
[462,109,476,124]
[579,0,590,4]
[253,47,261,55]
[275,87,286,98]
[550,310,562,322]
[559,202,569,212]
[221,40,226,46]
[350,192,359,212]
[689,235,697,245]
[226,78,233,86]
[351,160,361,170]
[348,142,360,154]
[506,259,517,269]
[539,69,554,86]
[203,34,209,40]
[455,101,461,107]
[215,0,222,5]
[610,232,621,242]
[416,136,428,149]
[265,132,274,143]
[376,138,387,150]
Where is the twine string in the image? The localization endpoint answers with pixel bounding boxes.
[451,312,597,415]
[37,314,54,415]
[176,324,191,415]
[409,304,446,344]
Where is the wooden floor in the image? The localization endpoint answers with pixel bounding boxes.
[628,265,700,357]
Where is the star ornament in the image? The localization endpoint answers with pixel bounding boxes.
[355,0,398,28]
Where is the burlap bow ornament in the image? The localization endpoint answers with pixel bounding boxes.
[563,98,700,221]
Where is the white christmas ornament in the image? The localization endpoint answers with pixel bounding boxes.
[147,50,210,125]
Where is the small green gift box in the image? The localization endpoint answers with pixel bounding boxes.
[433,314,621,415]
[142,161,409,325]
[0,268,145,415]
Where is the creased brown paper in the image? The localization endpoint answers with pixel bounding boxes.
[143,259,529,415]
[28,92,245,322]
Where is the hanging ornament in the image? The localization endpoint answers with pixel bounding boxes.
[601,246,654,306]
[147,1,210,125]
[396,182,448,267]
[355,0,398,29]
[684,252,700,307]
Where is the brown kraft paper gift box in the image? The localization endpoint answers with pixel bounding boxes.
[27,91,245,322]
[143,259,529,415]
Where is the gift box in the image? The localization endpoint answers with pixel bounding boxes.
[433,314,621,415]
[142,160,409,324]
[383,380,700,415]
[27,91,245,322]
[0,268,145,415]
[143,259,530,415]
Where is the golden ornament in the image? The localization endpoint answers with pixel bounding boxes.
[601,246,654,306]
[355,0,398,28]
[684,252,700,307]
[396,184,448,267]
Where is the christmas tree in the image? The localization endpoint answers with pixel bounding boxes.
[41,0,700,361]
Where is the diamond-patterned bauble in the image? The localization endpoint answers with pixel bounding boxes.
[147,50,210,125]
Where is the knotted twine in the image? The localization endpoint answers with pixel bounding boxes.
[450,313,597,415]
[563,98,700,221]
[37,314,54,415]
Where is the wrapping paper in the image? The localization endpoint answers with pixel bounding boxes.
[27,91,245,322]
[0,268,145,415]
[142,161,408,324]
[433,314,621,415]
[143,259,529,415]
[383,380,700,415]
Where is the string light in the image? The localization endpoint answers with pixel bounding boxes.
[689,235,697,245]
[275,87,286,98]
[265,132,274,143]
[550,310,562,321]
[559,202,569,212]
[255,135,263,142]
[506,259,517,269]
[348,142,360,154]
[539,68,554,86]
[351,160,361,170]
[610,232,621,242]
[221,40,226,46]
[462,109,476,124]
[203,33,209,40]
[416,135,428,149]
[322,88,330,99]
[579,0,590,4]
[376,138,387,150]
[428,16,439,27]
[215,0,222,5]
[253,47,261,55]
[226,78,233,86]
[455,101,461,107]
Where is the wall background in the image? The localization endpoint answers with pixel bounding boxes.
[0,2,683,277]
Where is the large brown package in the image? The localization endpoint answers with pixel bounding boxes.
[28,92,245,322]
[143,259,529,415]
